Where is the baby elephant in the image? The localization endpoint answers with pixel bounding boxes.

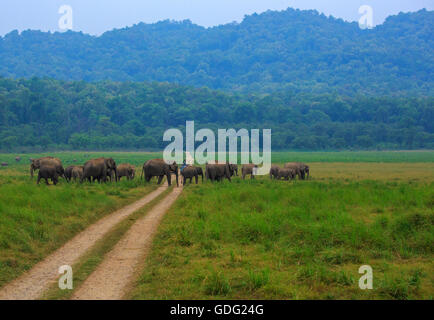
[277,168,296,181]
[37,165,59,185]
[71,166,84,182]
[181,166,201,185]
[117,164,135,181]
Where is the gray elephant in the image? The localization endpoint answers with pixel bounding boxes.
[284,162,309,180]
[81,158,117,183]
[71,166,84,181]
[205,163,232,182]
[37,165,59,185]
[181,166,200,185]
[141,159,178,187]
[241,164,258,180]
[117,164,135,181]
[65,165,74,182]
[276,168,296,180]
[269,165,280,179]
[15,157,21,162]
[229,164,238,177]
[30,157,64,179]
[194,166,204,182]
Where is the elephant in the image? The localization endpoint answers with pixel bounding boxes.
[276,168,296,180]
[299,163,310,179]
[117,164,135,181]
[105,167,116,182]
[205,163,232,182]
[1,162,8,167]
[242,164,258,180]
[81,158,117,183]
[181,166,200,185]
[229,164,238,176]
[269,165,280,179]
[37,165,59,185]
[65,165,75,182]
[141,159,178,187]
[194,166,204,182]
[15,157,21,162]
[71,166,84,181]
[30,157,64,179]
[284,162,309,180]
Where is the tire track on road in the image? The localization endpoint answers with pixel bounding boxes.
[71,185,183,300]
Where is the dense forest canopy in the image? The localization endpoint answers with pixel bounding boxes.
[0,78,432,152]
[0,8,433,95]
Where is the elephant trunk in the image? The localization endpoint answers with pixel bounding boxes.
[30,165,34,178]
[175,169,179,187]
[114,167,118,182]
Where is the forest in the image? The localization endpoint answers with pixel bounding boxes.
[0,8,433,96]
[0,78,432,151]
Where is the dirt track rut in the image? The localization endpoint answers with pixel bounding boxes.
[0,185,168,300]
[71,185,182,300]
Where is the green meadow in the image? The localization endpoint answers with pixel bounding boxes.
[129,155,434,300]
[0,151,433,299]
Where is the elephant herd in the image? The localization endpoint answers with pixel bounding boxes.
[29,156,310,186]
[30,157,135,185]
[181,162,309,185]
[269,162,310,181]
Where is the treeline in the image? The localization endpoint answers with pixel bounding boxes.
[0,78,432,152]
[0,8,433,95]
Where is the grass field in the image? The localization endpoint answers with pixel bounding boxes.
[0,151,433,299]
[129,157,434,300]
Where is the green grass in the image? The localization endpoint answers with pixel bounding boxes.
[131,169,433,300]
[0,164,157,288]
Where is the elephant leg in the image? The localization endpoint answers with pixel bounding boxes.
[37,176,41,184]
[157,175,164,184]
[45,178,49,185]
[195,175,198,184]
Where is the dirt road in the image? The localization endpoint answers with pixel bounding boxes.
[71,185,183,300]
[0,185,168,300]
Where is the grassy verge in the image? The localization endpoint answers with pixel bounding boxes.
[130,164,433,300]
[41,186,172,300]
[0,165,157,288]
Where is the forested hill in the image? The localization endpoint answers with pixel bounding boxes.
[0,8,433,95]
[0,78,432,152]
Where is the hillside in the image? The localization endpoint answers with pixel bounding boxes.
[0,78,432,151]
[0,8,433,95]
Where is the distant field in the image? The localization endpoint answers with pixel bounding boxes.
[0,150,433,167]
[130,162,434,300]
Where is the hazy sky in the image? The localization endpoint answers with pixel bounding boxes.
[0,0,432,36]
